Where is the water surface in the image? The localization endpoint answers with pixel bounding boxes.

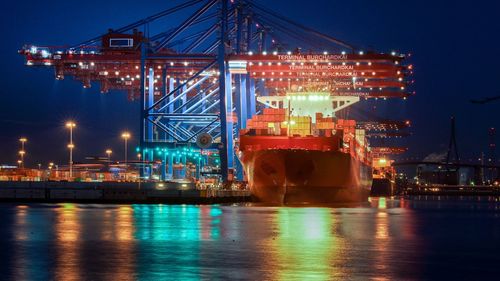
[0,197,499,280]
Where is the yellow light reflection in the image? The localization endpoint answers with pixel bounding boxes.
[375,212,389,240]
[56,203,80,241]
[54,203,80,280]
[271,208,341,280]
[13,205,29,280]
[373,204,390,274]
[113,205,136,280]
[116,205,134,241]
[14,205,28,241]
[101,209,114,240]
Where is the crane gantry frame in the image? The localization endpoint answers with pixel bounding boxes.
[20,0,413,182]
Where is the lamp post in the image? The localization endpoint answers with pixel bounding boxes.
[121,132,131,166]
[65,121,76,180]
[19,137,27,168]
[48,163,53,179]
[106,149,112,163]
[67,144,74,179]
[137,153,142,187]
[18,150,26,169]
[48,162,54,179]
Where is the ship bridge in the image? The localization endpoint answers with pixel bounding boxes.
[256,92,359,122]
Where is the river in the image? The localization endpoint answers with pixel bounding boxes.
[0,197,499,280]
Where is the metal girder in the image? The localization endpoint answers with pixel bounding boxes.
[148,118,183,142]
[203,25,238,54]
[249,1,355,50]
[151,116,219,142]
[172,91,220,138]
[150,11,218,41]
[182,10,235,53]
[183,23,219,53]
[156,119,194,140]
[148,113,219,118]
[155,0,219,52]
[173,123,197,139]
[176,118,219,123]
[185,118,220,142]
[148,60,216,110]
[254,15,324,50]
[71,0,205,49]
[182,87,219,113]
[201,99,220,113]
[158,75,211,112]
[163,30,208,49]
[139,35,147,172]
[218,0,232,181]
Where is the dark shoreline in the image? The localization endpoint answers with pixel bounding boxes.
[0,181,251,204]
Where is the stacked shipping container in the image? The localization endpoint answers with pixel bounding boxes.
[240,108,371,166]
[243,109,367,152]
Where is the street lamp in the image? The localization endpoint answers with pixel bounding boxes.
[19,137,27,168]
[106,149,112,162]
[121,132,131,167]
[66,121,76,180]
[18,150,26,169]
[48,163,54,180]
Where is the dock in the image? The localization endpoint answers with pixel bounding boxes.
[0,181,251,204]
[405,185,500,196]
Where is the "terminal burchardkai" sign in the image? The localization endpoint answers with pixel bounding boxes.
[288,64,354,70]
[277,54,348,61]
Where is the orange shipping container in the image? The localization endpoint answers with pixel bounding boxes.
[273,115,285,122]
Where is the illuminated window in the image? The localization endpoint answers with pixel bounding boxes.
[109,38,133,47]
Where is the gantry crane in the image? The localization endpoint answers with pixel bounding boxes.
[19,0,413,182]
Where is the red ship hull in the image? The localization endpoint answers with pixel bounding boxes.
[238,147,372,204]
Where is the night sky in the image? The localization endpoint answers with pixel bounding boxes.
[1,0,499,167]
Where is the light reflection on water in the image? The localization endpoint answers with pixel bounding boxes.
[272,208,338,280]
[1,197,500,280]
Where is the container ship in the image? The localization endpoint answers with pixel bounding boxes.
[237,92,372,204]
